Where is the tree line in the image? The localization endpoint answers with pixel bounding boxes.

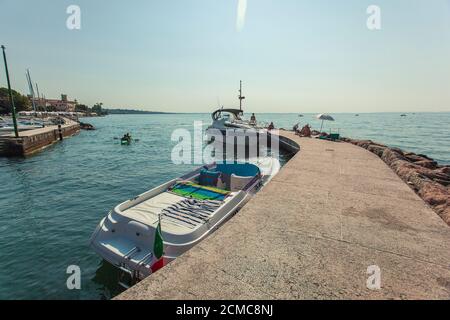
[75,102,108,116]
[0,87,30,114]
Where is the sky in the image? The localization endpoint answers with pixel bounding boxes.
[1,0,450,113]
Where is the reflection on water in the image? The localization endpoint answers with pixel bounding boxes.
[92,260,124,300]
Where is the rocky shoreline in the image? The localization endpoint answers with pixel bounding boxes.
[341,138,450,226]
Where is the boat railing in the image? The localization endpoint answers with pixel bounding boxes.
[123,246,140,260]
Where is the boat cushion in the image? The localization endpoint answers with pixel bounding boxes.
[230,174,255,192]
[170,182,229,201]
[199,169,220,187]
[216,163,260,177]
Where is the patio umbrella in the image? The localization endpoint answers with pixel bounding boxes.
[316,114,335,132]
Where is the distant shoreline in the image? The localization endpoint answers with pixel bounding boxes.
[104,111,450,115]
[105,109,177,115]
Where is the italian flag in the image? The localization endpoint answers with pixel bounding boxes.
[151,216,165,273]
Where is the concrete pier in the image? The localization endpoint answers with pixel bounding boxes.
[0,119,80,156]
[118,132,450,300]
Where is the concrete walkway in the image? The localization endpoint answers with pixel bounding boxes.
[118,133,450,300]
[0,118,78,138]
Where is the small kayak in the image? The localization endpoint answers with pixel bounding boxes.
[121,138,131,145]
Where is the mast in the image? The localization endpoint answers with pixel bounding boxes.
[238,80,245,111]
[42,94,47,112]
[26,69,36,113]
[1,45,19,137]
[35,82,41,110]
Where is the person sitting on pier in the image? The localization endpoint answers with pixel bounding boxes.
[299,124,312,137]
[267,122,275,131]
[250,113,257,125]
[293,123,300,134]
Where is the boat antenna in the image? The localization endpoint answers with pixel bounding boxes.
[238,80,245,112]
[216,96,223,109]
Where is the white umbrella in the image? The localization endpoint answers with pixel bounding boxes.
[316,114,335,132]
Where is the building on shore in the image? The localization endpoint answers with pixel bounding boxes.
[30,94,77,112]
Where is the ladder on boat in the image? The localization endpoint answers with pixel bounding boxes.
[117,246,154,289]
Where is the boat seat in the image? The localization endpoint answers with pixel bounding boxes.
[170,182,230,201]
[215,163,260,190]
[230,174,255,192]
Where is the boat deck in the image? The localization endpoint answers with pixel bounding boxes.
[122,191,229,236]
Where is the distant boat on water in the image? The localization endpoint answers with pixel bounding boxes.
[401,114,407,117]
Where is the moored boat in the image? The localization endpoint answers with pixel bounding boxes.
[205,82,299,155]
[90,157,280,286]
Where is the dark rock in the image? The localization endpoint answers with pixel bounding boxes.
[390,147,405,155]
[414,160,438,169]
[356,140,373,149]
[367,145,387,157]
[418,182,448,206]
[417,154,434,161]
[435,179,450,186]
[438,166,450,174]
[381,148,405,166]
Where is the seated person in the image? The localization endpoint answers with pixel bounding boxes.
[293,123,300,134]
[299,124,311,137]
[250,113,257,125]
[267,122,275,131]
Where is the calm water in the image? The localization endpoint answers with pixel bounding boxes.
[0,112,449,300]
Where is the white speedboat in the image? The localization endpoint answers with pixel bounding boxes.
[205,108,267,155]
[206,81,259,137]
[90,157,280,286]
[206,108,298,156]
[209,108,255,131]
[206,82,299,155]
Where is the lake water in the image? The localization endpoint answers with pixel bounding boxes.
[0,112,449,299]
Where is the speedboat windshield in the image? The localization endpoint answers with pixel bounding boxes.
[211,109,243,122]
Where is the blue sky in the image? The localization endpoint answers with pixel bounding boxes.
[1,0,450,112]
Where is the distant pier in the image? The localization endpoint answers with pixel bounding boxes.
[0,118,80,156]
[117,131,450,300]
